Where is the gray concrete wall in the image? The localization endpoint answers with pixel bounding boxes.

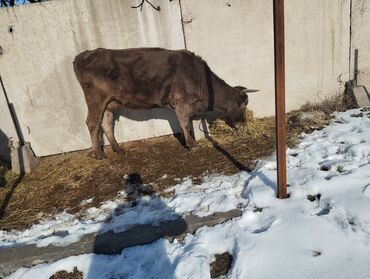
[0,0,184,157]
[351,0,370,90]
[0,0,352,158]
[285,0,350,112]
[181,0,350,117]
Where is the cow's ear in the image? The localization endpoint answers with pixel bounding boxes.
[234,86,248,105]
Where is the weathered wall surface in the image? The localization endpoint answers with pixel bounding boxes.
[285,0,350,112]
[351,0,370,90]
[181,0,350,117]
[0,0,184,157]
[0,0,352,158]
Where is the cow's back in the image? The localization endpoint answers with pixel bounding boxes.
[73,48,208,109]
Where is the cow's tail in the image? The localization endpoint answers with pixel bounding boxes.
[73,54,85,84]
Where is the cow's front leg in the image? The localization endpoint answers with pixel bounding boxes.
[175,106,195,149]
[86,112,105,159]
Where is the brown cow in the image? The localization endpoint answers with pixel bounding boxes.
[73,48,254,159]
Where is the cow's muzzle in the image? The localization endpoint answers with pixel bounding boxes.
[234,123,243,129]
[225,117,245,130]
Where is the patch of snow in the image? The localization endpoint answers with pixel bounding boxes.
[4,108,370,279]
[0,173,248,248]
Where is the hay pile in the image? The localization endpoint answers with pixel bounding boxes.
[204,109,274,146]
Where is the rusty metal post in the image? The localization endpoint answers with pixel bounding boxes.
[273,0,288,199]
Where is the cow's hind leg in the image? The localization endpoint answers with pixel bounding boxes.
[101,109,124,154]
[86,95,115,159]
[175,105,195,149]
[86,110,105,159]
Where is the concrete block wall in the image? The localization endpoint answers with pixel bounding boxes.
[0,0,356,159]
[285,0,350,112]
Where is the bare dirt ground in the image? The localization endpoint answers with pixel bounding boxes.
[0,100,342,231]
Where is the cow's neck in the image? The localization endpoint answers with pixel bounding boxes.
[207,70,234,115]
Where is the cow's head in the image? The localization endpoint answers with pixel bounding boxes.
[226,86,252,128]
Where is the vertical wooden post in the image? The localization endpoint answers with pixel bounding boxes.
[273,0,288,199]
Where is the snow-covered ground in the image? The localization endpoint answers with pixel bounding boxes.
[4,108,370,279]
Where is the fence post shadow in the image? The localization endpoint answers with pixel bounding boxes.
[0,173,24,219]
[198,117,278,196]
[241,168,277,201]
[200,118,252,172]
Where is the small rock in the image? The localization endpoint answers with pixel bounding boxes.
[252,206,263,212]
[350,112,364,118]
[320,165,330,171]
[191,177,203,185]
[348,218,356,226]
[312,250,322,257]
[307,193,321,202]
[210,252,233,278]
[49,267,83,279]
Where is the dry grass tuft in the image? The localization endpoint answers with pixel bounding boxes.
[300,93,346,114]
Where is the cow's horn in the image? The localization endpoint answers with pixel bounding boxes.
[244,88,259,93]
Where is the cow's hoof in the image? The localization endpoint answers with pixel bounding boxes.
[93,152,105,160]
[186,140,196,149]
[88,150,105,160]
[112,145,125,154]
[95,153,105,160]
